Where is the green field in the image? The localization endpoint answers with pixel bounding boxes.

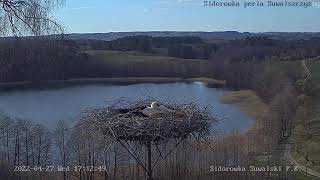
[86,50,210,78]
[86,50,208,65]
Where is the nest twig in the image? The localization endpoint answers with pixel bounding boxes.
[80,99,217,143]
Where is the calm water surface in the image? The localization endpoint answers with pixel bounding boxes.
[0,82,253,134]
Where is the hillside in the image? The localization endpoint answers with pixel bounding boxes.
[62,31,320,41]
[85,50,210,78]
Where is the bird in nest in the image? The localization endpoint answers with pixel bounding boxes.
[141,102,172,117]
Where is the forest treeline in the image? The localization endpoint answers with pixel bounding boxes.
[0,115,110,180]
[0,39,89,82]
[1,36,320,84]
[77,35,320,60]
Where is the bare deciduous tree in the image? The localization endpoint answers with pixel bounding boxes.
[54,120,70,180]
[0,0,64,36]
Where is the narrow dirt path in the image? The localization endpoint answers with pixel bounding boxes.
[302,60,312,80]
[285,143,320,178]
[283,59,320,178]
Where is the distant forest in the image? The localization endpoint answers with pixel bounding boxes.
[0,35,320,87]
[78,35,320,60]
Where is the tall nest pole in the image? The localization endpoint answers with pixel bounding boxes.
[80,100,218,180]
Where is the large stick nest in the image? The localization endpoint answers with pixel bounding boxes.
[80,100,217,143]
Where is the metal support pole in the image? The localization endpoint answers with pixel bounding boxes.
[147,141,154,180]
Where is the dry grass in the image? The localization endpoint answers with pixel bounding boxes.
[220,90,272,161]
[221,90,269,132]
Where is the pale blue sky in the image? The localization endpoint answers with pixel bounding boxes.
[54,0,320,33]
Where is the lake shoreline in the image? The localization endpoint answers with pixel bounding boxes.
[0,77,226,91]
[221,90,269,134]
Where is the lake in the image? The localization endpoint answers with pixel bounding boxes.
[0,82,253,134]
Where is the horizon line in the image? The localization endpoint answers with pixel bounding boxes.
[66,31,320,34]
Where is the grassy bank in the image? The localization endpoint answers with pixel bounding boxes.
[221,90,269,132]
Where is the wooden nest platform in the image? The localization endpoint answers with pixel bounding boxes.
[80,99,218,180]
[80,100,216,143]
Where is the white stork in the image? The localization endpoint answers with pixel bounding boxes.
[141,102,171,117]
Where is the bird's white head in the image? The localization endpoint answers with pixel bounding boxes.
[151,102,160,108]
